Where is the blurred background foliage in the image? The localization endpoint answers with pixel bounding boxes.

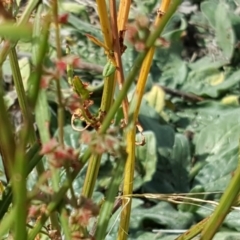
[2,0,240,239]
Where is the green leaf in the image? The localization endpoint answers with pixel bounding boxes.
[201,1,218,28]
[60,2,85,14]
[57,125,80,149]
[68,14,102,40]
[131,201,194,230]
[134,131,158,189]
[182,69,240,98]
[194,109,240,192]
[215,2,235,59]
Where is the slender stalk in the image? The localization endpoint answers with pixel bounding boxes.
[0,0,40,66]
[118,1,176,239]
[200,140,240,239]
[12,128,29,240]
[117,130,135,240]
[0,79,15,181]
[100,0,181,135]
[60,207,72,240]
[28,170,78,240]
[176,216,210,240]
[0,144,42,223]
[9,48,36,143]
[29,12,51,107]
[117,0,131,31]
[82,154,102,197]
[110,0,129,124]
[95,156,126,240]
[52,0,64,147]
[82,0,116,198]
[96,0,113,49]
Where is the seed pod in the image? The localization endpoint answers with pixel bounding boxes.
[102,60,116,77]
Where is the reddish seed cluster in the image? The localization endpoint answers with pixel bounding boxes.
[65,93,82,114]
[125,15,170,51]
[81,129,124,155]
[58,13,69,24]
[40,138,79,169]
[69,196,99,239]
[40,55,81,90]
[27,204,48,222]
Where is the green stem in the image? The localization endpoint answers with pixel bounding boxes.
[59,207,72,240]
[12,128,29,240]
[28,174,76,240]
[81,67,115,198]
[0,81,15,180]
[0,0,40,66]
[99,0,181,134]
[82,154,102,197]
[95,156,126,240]
[9,48,36,143]
[29,12,51,107]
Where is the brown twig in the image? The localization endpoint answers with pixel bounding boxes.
[109,0,129,124]
[159,85,204,102]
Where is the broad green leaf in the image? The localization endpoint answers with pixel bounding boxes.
[169,134,191,192]
[134,131,157,190]
[194,109,240,192]
[57,125,80,149]
[163,17,187,41]
[67,14,102,40]
[215,2,235,60]
[197,206,240,231]
[201,1,218,28]
[155,56,188,89]
[189,56,228,72]
[131,201,194,230]
[183,69,240,98]
[178,185,205,213]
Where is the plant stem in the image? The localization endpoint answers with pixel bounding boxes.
[81,0,116,198]
[0,0,40,66]
[52,0,64,147]
[96,0,113,49]
[117,0,131,31]
[0,82,15,180]
[117,130,135,240]
[100,0,181,134]
[118,1,178,239]
[82,154,102,197]
[110,0,129,124]
[9,48,36,143]
[95,156,126,240]
[176,216,210,240]
[12,128,29,240]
